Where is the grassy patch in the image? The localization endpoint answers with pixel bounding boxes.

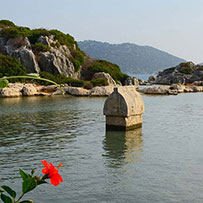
[91,78,108,86]
[32,43,50,53]
[179,67,194,74]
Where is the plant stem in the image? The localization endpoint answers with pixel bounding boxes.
[15,193,24,203]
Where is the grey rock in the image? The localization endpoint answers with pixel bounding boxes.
[124,76,139,88]
[148,75,156,83]
[154,62,203,85]
[7,37,30,48]
[37,36,51,47]
[21,84,37,96]
[12,47,40,73]
[39,48,79,78]
[89,86,114,96]
[63,86,89,96]
[192,81,203,86]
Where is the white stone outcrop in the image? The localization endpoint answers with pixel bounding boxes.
[63,86,89,96]
[138,84,203,95]
[89,86,114,96]
[21,84,38,96]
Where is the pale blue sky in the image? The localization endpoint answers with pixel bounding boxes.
[1,0,203,63]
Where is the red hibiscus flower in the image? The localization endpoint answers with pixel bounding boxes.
[41,160,63,186]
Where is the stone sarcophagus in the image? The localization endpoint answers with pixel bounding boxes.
[103,86,144,130]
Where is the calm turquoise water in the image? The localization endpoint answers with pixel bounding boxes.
[1,93,203,203]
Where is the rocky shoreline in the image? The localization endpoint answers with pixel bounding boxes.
[1,82,203,98]
[138,84,203,95]
[0,83,117,97]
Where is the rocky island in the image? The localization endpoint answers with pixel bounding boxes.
[139,62,203,95]
[0,20,139,97]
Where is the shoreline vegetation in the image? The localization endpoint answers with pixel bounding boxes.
[0,20,129,94]
[0,20,203,97]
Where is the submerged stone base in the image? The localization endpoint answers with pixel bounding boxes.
[105,115,143,131]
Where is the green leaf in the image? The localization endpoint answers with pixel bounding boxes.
[1,185,16,198]
[30,168,35,177]
[19,169,30,181]
[0,193,12,203]
[19,200,33,203]
[22,177,37,194]
[0,189,4,193]
[0,79,9,88]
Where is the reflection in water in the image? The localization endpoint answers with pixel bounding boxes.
[0,96,94,182]
[103,128,143,168]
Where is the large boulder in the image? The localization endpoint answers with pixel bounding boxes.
[169,84,185,93]
[39,48,79,78]
[155,75,186,85]
[89,86,114,96]
[0,88,22,97]
[21,84,37,96]
[124,76,139,88]
[63,86,89,96]
[0,83,23,97]
[12,47,40,73]
[1,36,39,73]
[92,72,116,86]
[148,75,156,83]
[140,86,170,94]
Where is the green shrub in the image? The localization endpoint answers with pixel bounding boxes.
[39,72,85,87]
[0,26,30,39]
[83,81,93,89]
[0,55,26,82]
[87,60,128,84]
[179,67,194,74]
[91,78,108,86]
[51,41,60,48]
[32,43,50,52]
[71,49,85,64]
[0,20,15,27]
[0,21,85,73]
[49,30,75,48]
[72,58,81,72]
[179,62,193,67]
[28,29,51,44]
[63,78,85,87]
[39,72,56,85]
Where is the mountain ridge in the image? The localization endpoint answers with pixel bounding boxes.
[78,40,186,74]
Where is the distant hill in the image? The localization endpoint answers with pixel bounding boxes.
[78,40,186,74]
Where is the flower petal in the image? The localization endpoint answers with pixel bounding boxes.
[50,173,63,186]
[41,160,50,168]
[42,167,49,174]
